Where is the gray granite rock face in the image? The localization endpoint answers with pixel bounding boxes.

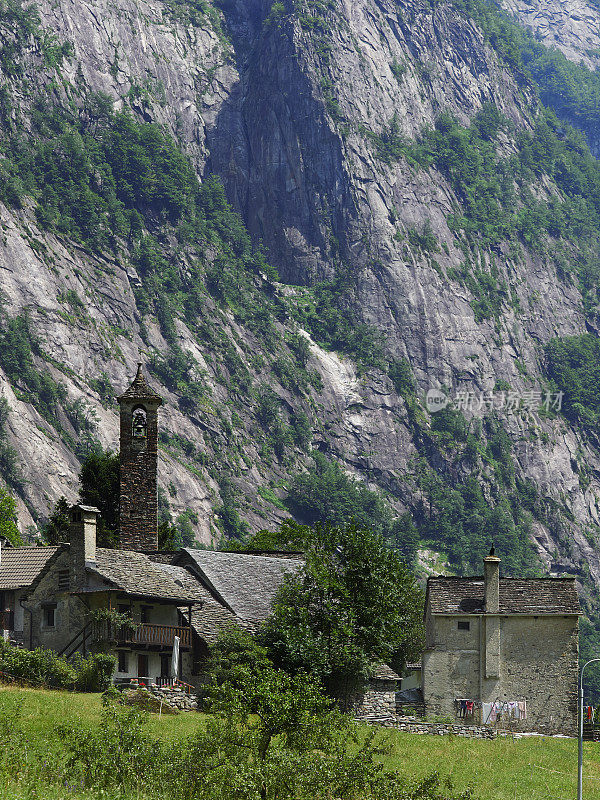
[501,0,600,70]
[0,0,599,601]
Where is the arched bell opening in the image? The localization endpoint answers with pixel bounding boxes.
[132,406,148,439]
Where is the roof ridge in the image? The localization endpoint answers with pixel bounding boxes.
[1,545,60,551]
[428,575,576,581]
[185,548,304,564]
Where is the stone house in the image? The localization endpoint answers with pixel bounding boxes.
[22,503,303,685]
[22,507,203,683]
[422,553,580,734]
[16,364,301,686]
[0,545,62,646]
[351,663,401,718]
[15,366,405,713]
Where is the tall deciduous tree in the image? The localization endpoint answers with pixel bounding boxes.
[79,449,120,547]
[0,486,21,545]
[42,495,70,545]
[258,521,424,704]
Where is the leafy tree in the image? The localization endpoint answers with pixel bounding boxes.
[391,512,420,567]
[258,522,424,703]
[579,616,600,704]
[216,476,249,542]
[42,495,70,545]
[78,449,120,547]
[285,453,421,565]
[0,486,21,545]
[241,518,311,553]
[287,453,392,536]
[178,626,466,800]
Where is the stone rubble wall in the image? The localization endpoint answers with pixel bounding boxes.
[351,688,397,717]
[147,684,198,711]
[356,715,497,739]
[122,680,198,711]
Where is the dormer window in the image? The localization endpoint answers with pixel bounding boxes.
[132,407,147,438]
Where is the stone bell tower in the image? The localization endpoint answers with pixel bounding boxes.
[117,364,162,551]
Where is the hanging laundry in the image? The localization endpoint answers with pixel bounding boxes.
[518,700,527,720]
[482,702,497,723]
[466,701,474,716]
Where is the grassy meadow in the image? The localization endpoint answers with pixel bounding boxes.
[1,686,599,799]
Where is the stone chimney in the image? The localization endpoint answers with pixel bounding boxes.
[483,549,501,613]
[69,504,99,588]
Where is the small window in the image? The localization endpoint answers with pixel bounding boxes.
[57,570,70,591]
[43,604,57,628]
[457,620,470,631]
[118,651,128,673]
[140,606,151,624]
[118,604,131,617]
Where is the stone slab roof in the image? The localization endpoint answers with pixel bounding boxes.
[180,549,301,622]
[190,598,254,643]
[371,663,401,681]
[117,364,162,402]
[154,561,257,641]
[154,562,208,602]
[0,546,61,590]
[426,576,580,615]
[89,549,195,602]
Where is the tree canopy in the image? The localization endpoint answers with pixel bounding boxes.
[285,453,419,566]
[0,486,21,545]
[79,449,120,547]
[257,521,424,703]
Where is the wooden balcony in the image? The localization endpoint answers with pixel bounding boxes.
[92,621,191,649]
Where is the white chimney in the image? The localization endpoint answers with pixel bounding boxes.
[69,504,99,588]
[484,550,501,613]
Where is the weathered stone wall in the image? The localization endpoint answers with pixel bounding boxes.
[423,614,579,735]
[116,682,198,711]
[352,680,397,717]
[146,682,198,711]
[369,719,497,739]
[24,550,87,654]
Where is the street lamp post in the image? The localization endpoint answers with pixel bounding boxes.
[578,658,600,800]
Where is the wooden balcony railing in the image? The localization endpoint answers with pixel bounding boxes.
[92,621,191,649]
[155,676,195,694]
[0,611,14,630]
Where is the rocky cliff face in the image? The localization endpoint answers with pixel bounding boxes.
[501,0,600,70]
[1,0,600,600]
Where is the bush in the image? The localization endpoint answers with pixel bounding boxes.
[0,640,77,688]
[63,702,157,790]
[0,642,115,691]
[74,653,116,692]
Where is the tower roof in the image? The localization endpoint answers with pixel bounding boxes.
[117,363,162,403]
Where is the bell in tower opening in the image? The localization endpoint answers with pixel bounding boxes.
[117,364,163,551]
[132,407,147,439]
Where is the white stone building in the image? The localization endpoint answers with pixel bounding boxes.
[422,553,580,734]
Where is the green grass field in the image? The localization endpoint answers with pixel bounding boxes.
[1,687,600,799]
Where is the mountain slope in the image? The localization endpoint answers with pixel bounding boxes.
[1,0,600,626]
